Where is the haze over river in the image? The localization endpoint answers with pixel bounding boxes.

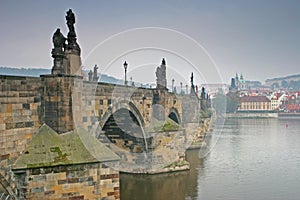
[121,118,300,200]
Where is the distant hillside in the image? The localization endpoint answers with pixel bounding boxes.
[266,74,300,82]
[0,66,121,84]
[0,67,151,88]
[265,74,300,90]
[0,67,51,77]
[245,80,262,88]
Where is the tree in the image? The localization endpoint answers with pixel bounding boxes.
[271,82,279,89]
[281,80,289,88]
[213,89,226,114]
[226,92,239,113]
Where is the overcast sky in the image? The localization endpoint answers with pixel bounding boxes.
[0,0,299,84]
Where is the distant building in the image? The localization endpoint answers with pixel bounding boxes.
[268,92,286,110]
[202,83,229,98]
[270,96,279,110]
[239,74,247,90]
[230,73,247,92]
[239,96,272,111]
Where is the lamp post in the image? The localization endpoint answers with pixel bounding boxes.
[186,84,188,94]
[180,82,183,94]
[123,61,128,85]
[172,79,175,93]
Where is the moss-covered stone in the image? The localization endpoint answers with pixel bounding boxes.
[13,124,120,170]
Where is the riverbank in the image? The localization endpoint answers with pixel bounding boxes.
[278,112,300,119]
[226,112,278,118]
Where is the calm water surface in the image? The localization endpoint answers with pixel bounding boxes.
[120,118,300,200]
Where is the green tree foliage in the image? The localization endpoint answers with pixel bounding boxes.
[226,92,239,113]
[281,80,289,88]
[271,82,280,89]
[213,90,226,113]
[289,80,300,90]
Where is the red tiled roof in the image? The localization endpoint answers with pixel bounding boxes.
[275,93,281,98]
[286,104,300,111]
[240,96,271,103]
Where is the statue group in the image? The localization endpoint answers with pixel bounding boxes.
[52,9,77,54]
[51,9,81,75]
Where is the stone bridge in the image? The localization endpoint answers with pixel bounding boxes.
[0,9,208,199]
[0,69,203,198]
[41,59,203,172]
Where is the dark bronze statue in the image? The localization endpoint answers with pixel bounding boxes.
[66,9,75,33]
[93,65,99,81]
[191,72,194,85]
[52,28,66,52]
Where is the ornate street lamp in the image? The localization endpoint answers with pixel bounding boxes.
[123,61,128,85]
[172,79,175,92]
[186,84,188,94]
[180,82,183,94]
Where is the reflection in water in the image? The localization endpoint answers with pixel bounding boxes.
[184,150,205,200]
[120,150,204,200]
[120,171,189,200]
[121,118,300,200]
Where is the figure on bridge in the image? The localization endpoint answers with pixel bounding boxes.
[93,65,99,81]
[52,28,66,53]
[88,69,93,81]
[65,9,81,53]
[66,9,75,34]
[191,72,194,89]
[156,58,167,89]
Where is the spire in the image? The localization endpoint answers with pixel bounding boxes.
[162,58,166,65]
[240,74,244,80]
[190,72,194,88]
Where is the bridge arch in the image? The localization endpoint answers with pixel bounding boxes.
[99,100,149,153]
[168,107,181,124]
[101,100,145,128]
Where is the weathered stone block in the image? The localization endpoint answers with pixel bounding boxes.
[31,186,44,194]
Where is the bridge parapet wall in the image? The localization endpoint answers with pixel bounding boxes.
[79,82,155,133]
[79,82,183,133]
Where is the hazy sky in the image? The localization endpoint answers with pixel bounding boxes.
[1,0,300,84]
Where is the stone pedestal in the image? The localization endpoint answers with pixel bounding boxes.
[51,49,65,75]
[64,50,82,76]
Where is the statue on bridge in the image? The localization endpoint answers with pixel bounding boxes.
[88,69,93,81]
[93,65,99,81]
[156,58,167,89]
[52,28,66,54]
[66,9,75,34]
[190,72,194,88]
[65,9,81,54]
[51,28,66,74]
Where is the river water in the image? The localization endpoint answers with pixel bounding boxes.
[120,118,300,200]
